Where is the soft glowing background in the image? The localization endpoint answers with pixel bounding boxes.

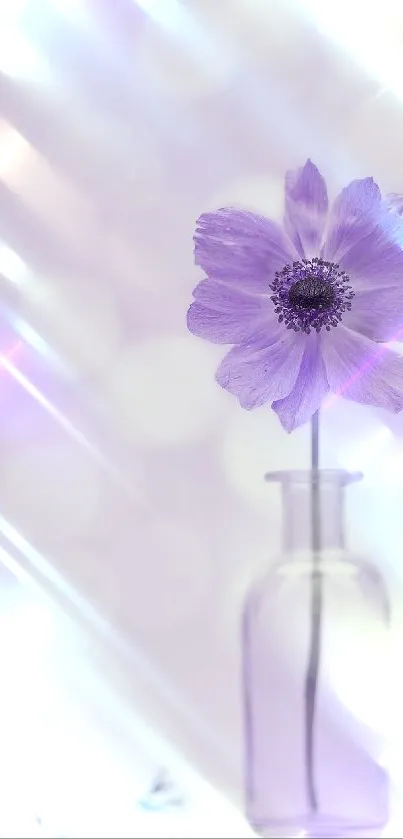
[2,0,403,834]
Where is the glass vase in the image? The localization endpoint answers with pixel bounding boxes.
[243,470,389,838]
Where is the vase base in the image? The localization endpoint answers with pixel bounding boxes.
[249,814,385,838]
[255,831,382,838]
[257,833,382,838]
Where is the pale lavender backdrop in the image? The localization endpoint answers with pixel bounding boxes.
[2,0,403,834]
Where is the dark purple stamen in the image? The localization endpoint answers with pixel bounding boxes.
[270,257,354,334]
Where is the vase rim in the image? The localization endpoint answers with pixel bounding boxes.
[264,468,363,486]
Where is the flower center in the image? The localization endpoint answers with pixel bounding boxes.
[270,257,355,334]
[288,276,335,310]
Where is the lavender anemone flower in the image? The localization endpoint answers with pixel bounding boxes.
[187,160,403,431]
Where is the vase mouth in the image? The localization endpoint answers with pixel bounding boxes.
[264,468,363,486]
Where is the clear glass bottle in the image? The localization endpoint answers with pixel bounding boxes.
[243,470,389,838]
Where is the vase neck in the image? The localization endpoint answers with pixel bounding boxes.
[265,470,361,555]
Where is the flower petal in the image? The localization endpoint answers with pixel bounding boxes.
[324,177,381,264]
[324,178,403,289]
[284,159,328,258]
[379,191,403,238]
[187,279,277,345]
[382,195,403,246]
[338,224,403,290]
[321,325,403,413]
[272,335,329,432]
[194,208,297,293]
[384,193,403,215]
[215,328,305,409]
[343,285,403,342]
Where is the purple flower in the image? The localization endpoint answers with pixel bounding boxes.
[187,160,403,431]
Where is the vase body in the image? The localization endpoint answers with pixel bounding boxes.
[243,470,389,838]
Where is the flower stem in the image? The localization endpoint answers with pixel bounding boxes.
[305,410,322,813]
